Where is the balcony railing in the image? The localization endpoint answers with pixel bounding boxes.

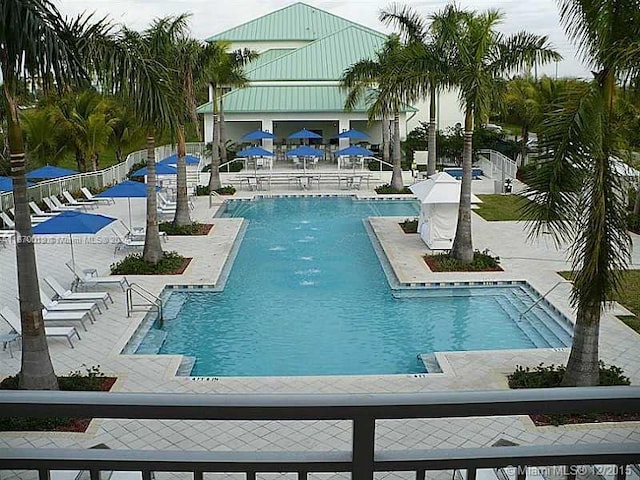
[0,387,639,480]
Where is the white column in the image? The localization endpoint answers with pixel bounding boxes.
[338,117,350,150]
[261,119,274,152]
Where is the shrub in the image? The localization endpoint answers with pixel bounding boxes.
[375,183,413,194]
[425,250,501,272]
[508,362,631,389]
[627,212,640,234]
[159,222,204,236]
[400,218,418,233]
[216,185,236,195]
[126,160,146,181]
[516,163,537,184]
[111,251,186,275]
[201,160,244,173]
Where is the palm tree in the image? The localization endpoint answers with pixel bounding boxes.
[503,76,541,164]
[203,43,254,191]
[342,36,413,191]
[109,102,145,164]
[523,0,640,386]
[380,4,450,178]
[0,0,97,389]
[432,5,561,263]
[22,107,68,168]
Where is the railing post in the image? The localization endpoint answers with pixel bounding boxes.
[352,416,375,480]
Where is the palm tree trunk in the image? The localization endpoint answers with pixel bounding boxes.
[427,85,437,177]
[173,124,191,226]
[561,303,600,386]
[142,133,163,265]
[208,89,222,191]
[390,112,403,191]
[521,126,529,166]
[4,86,58,390]
[381,116,391,170]
[450,107,474,263]
[219,93,228,166]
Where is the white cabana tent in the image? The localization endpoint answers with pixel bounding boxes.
[409,172,481,250]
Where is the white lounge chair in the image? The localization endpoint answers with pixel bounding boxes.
[42,308,91,331]
[29,202,58,217]
[6,208,49,226]
[81,187,114,205]
[50,195,86,211]
[63,191,96,209]
[65,263,129,291]
[43,196,76,213]
[40,288,100,318]
[44,277,113,308]
[111,228,145,253]
[1,306,81,348]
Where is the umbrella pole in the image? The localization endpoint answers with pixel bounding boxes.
[128,197,133,230]
[69,234,75,273]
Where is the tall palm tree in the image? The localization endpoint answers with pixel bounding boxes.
[109,102,145,164]
[432,5,561,263]
[203,43,254,191]
[342,36,413,191]
[22,107,68,168]
[380,4,450,178]
[503,76,541,164]
[0,0,97,389]
[523,0,640,386]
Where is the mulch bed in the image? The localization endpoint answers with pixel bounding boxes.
[531,412,640,426]
[129,257,192,275]
[0,377,117,432]
[424,255,504,272]
[399,222,418,234]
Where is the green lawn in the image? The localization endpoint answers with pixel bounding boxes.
[475,194,536,221]
[559,270,640,334]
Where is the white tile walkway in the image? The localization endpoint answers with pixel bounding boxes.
[0,185,639,480]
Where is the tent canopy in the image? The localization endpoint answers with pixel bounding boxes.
[409,172,481,204]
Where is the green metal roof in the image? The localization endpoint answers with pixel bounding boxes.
[196,86,417,114]
[246,49,295,71]
[246,26,386,81]
[206,2,380,42]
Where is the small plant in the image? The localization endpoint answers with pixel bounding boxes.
[159,222,206,236]
[375,183,413,194]
[216,185,236,195]
[425,250,502,272]
[195,185,210,196]
[399,218,418,233]
[111,251,188,275]
[126,160,146,181]
[627,212,640,234]
[201,160,244,173]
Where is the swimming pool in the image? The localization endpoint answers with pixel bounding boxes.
[134,196,572,377]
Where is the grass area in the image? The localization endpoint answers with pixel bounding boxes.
[559,270,640,332]
[475,194,536,221]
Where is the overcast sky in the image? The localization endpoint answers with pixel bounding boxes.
[56,0,590,79]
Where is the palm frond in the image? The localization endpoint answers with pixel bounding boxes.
[379,3,428,42]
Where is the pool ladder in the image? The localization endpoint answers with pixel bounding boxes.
[519,280,572,320]
[126,283,164,326]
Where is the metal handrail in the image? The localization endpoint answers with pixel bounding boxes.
[126,282,163,324]
[519,280,572,319]
[209,189,226,208]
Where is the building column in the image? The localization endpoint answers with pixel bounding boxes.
[338,118,350,150]
[261,119,274,151]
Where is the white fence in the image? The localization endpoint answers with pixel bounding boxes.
[0,142,206,212]
[476,149,517,181]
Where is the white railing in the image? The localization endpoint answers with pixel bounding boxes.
[476,149,517,182]
[0,142,206,212]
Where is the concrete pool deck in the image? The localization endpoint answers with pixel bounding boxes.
[0,188,639,479]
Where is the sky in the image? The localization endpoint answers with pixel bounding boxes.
[56,0,591,79]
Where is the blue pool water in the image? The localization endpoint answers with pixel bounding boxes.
[136,197,572,377]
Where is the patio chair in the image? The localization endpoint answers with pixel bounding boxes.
[117,220,167,242]
[44,277,112,308]
[81,187,114,205]
[65,262,129,291]
[111,228,145,254]
[63,190,96,209]
[6,209,47,226]
[43,196,76,213]
[40,288,100,319]
[29,202,59,217]
[1,306,81,348]
[42,308,92,331]
[50,195,86,211]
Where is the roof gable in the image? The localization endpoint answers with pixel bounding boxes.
[247,25,386,81]
[206,2,378,42]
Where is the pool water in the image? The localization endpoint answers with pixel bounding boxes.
[136,197,572,377]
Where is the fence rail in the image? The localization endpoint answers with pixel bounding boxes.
[477,149,517,184]
[0,143,206,212]
[0,387,638,480]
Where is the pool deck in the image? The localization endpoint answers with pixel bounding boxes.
[0,184,639,479]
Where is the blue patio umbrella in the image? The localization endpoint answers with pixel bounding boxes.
[336,145,374,157]
[236,146,274,157]
[337,128,369,140]
[288,128,322,140]
[242,130,275,141]
[131,163,177,177]
[158,154,200,166]
[286,146,323,171]
[33,210,116,270]
[96,180,158,228]
[26,166,78,180]
[0,176,33,192]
